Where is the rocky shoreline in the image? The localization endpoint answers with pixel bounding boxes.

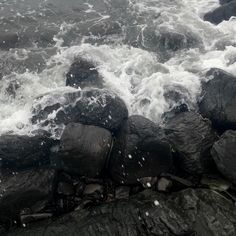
[0,0,236,235]
[1,56,236,235]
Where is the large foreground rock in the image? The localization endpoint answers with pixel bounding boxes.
[109,115,172,184]
[66,59,103,89]
[204,1,236,24]
[5,189,236,236]
[0,168,55,227]
[53,123,112,177]
[211,130,236,183]
[199,68,236,131]
[32,89,128,132]
[0,132,57,173]
[164,111,217,175]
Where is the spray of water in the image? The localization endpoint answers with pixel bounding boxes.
[0,0,235,136]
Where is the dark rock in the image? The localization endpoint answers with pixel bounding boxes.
[220,0,235,5]
[204,1,236,24]
[6,189,236,236]
[161,173,194,189]
[0,132,57,174]
[211,130,236,183]
[162,103,189,121]
[57,182,75,196]
[32,89,128,132]
[109,115,173,184]
[83,177,104,185]
[115,186,130,199]
[66,59,103,89]
[199,68,236,131]
[164,111,217,175]
[157,177,173,192]
[53,123,112,177]
[75,182,85,197]
[83,184,104,195]
[201,175,231,191]
[0,168,55,227]
[21,213,53,226]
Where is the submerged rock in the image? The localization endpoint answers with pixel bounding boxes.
[53,123,112,177]
[5,189,236,236]
[164,111,217,175]
[32,89,128,132]
[0,168,55,227]
[109,115,173,184]
[125,26,201,61]
[66,59,103,89]
[211,130,236,183]
[0,131,57,174]
[204,1,236,24]
[0,32,19,50]
[199,68,236,131]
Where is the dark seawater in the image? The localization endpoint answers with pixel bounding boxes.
[0,0,235,136]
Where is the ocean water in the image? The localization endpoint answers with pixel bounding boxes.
[0,0,235,136]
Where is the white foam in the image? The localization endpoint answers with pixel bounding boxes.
[0,0,235,136]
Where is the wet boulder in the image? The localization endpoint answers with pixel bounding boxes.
[199,68,236,131]
[211,130,236,183]
[53,123,112,177]
[66,59,104,89]
[164,111,217,175]
[6,188,236,236]
[109,115,173,185]
[32,89,128,132]
[0,168,55,227]
[0,131,57,174]
[204,1,236,24]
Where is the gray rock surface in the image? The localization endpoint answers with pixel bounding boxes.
[211,130,236,183]
[5,189,236,236]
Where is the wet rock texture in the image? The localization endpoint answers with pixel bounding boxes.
[66,59,104,89]
[204,1,236,24]
[211,130,236,183]
[0,131,57,173]
[0,168,55,228]
[32,89,128,132]
[164,111,217,174]
[53,122,112,177]
[109,115,173,184]
[5,189,236,236]
[199,68,236,131]
[0,0,236,233]
[1,65,236,235]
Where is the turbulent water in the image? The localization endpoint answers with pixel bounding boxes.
[0,0,236,136]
